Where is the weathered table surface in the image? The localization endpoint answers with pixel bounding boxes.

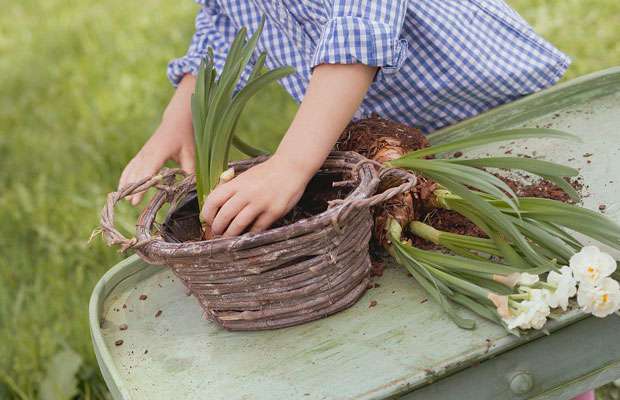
[90,68,620,399]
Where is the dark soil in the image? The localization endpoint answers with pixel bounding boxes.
[271,172,352,228]
[498,173,583,203]
[162,171,352,242]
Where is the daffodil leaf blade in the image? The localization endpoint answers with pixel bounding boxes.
[391,159,520,213]
[447,157,579,177]
[396,128,580,159]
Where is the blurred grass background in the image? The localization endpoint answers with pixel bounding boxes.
[0,0,618,398]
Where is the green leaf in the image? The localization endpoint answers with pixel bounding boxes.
[395,128,580,159]
[424,264,492,303]
[507,216,577,261]
[447,157,578,177]
[191,17,295,210]
[248,51,267,81]
[232,135,269,156]
[442,242,490,261]
[450,293,503,323]
[389,158,520,214]
[395,245,476,329]
[441,234,503,256]
[425,172,555,271]
[496,197,620,250]
[400,241,519,274]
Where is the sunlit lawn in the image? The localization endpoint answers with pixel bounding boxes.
[0,0,618,398]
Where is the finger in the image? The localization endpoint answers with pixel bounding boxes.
[201,185,236,225]
[122,169,157,206]
[223,205,261,237]
[211,195,248,235]
[250,211,279,234]
[118,166,145,205]
[179,148,195,175]
[126,168,156,206]
[122,160,165,206]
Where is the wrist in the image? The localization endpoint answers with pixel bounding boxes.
[269,150,320,182]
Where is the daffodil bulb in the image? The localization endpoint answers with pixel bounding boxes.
[570,246,616,285]
[543,266,577,311]
[577,278,620,318]
[503,289,550,330]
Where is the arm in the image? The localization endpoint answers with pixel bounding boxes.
[119,74,196,205]
[119,4,239,203]
[203,0,409,236]
[202,63,377,236]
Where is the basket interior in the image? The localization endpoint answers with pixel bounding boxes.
[161,170,353,243]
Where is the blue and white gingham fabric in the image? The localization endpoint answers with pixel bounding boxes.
[168,0,570,133]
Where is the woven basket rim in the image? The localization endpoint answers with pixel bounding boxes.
[133,151,379,258]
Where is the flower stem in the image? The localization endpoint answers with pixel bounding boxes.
[509,293,530,301]
[409,221,441,244]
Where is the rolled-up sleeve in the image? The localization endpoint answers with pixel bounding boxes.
[167,1,237,86]
[311,0,409,79]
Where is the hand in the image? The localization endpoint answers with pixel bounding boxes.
[118,75,196,205]
[202,64,376,237]
[201,155,314,237]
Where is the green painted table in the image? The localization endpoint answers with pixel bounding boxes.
[90,68,620,400]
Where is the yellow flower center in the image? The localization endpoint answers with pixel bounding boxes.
[587,266,595,273]
[602,294,609,303]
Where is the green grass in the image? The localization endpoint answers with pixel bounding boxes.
[0,0,617,398]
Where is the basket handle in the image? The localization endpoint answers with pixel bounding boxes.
[97,168,186,252]
[329,160,417,227]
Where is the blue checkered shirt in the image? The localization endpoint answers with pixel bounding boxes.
[168,0,570,132]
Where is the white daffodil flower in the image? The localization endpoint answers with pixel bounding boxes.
[503,289,550,330]
[544,266,577,311]
[577,277,620,318]
[504,310,529,331]
[518,273,540,286]
[570,246,616,285]
[527,289,551,329]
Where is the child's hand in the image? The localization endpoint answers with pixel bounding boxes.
[201,155,312,236]
[118,75,196,205]
[203,63,376,236]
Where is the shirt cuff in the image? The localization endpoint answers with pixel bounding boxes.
[167,56,202,87]
[311,16,408,80]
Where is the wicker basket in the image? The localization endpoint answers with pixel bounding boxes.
[100,151,415,331]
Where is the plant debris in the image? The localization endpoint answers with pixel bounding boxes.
[119,324,128,331]
[139,294,147,301]
[114,340,124,346]
[155,310,162,318]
